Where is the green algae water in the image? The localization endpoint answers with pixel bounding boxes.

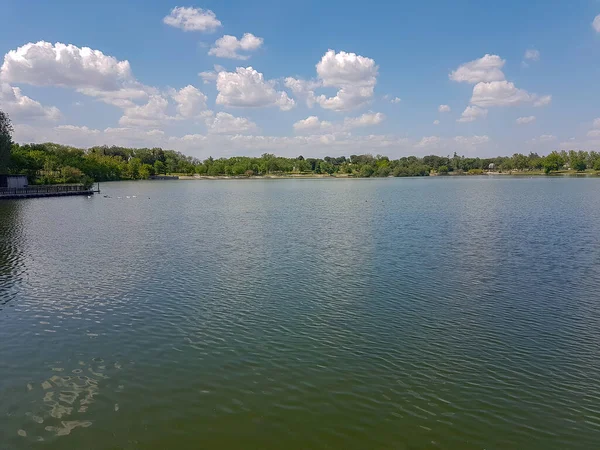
[1,177,600,449]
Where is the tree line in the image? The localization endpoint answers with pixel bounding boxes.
[1,111,599,184]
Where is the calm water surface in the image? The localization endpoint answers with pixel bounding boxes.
[1,177,600,449]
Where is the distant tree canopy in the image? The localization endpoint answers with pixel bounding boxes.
[0,109,13,173]
[5,140,600,184]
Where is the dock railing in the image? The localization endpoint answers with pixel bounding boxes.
[0,184,91,196]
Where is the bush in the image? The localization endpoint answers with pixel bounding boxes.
[467,168,484,175]
[438,165,449,175]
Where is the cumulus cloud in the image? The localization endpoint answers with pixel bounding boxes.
[314,50,378,111]
[343,112,385,128]
[118,95,171,127]
[205,112,257,134]
[163,7,221,32]
[1,41,132,90]
[170,85,208,118]
[433,120,440,125]
[450,53,551,110]
[438,104,451,113]
[285,50,379,112]
[457,105,488,122]
[594,15,600,33]
[216,67,295,110]
[471,81,537,107]
[0,83,61,121]
[293,116,333,132]
[449,54,505,83]
[293,112,384,134]
[1,41,152,109]
[390,97,401,104]
[209,33,263,60]
[516,116,536,125]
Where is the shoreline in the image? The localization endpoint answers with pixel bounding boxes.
[173,171,600,180]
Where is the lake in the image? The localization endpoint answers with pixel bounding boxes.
[1,177,600,449]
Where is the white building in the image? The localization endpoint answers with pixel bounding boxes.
[0,175,28,189]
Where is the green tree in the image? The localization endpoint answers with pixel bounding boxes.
[154,160,166,175]
[61,166,85,183]
[0,110,13,172]
[543,152,565,174]
[572,158,587,172]
[139,164,153,179]
[512,153,529,171]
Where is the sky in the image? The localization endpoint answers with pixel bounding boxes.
[1,0,600,159]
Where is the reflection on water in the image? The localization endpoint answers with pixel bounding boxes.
[0,201,24,309]
[1,178,600,449]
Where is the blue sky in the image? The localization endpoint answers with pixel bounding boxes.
[1,0,600,158]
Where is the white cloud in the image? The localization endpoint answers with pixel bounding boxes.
[390,97,401,104]
[433,120,440,125]
[516,116,536,125]
[438,104,451,113]
[533,95,552,107]
[454,135,490,146]
[449,54,505,83]
[55,125,100,135]
[216,67,295,110]
[470,81,535,107]
[587,129,600,137]
[343,112,385,128]
[284,77,320,107]
[199,64,225,84]
[457,105,488,122]
[314,50,378,111]
[205,112,257,134]
[293,116,333,132]
[416,136,441,148]
[451,53,551,110]
[593,118,600,128]
[286,50,379,112]
[170,85,208,118]
[317,50,378,88]
[593,15,600,33]
[163,7,221,32]
[524,49,540,61]
[118,95,171,127]
[1,41,152,109]
[0,83,61,121]
[12,124,494,160]
[209,33,263,60]
[1,41,132,90]
[293,112,384,133]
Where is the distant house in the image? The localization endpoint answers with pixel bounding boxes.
[0,175,28,189]
[488,163,496,171]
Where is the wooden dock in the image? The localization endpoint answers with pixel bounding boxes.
[0,184,95,199]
